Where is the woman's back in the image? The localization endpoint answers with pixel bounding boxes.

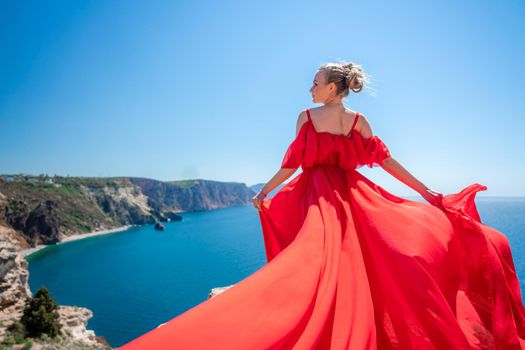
[308,105,360,136]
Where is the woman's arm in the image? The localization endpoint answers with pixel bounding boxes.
[359,114,443,207]
[260,168,297,196]
[380,157,429,194]
[359,114,429,194]
[252,167,297,211]
[381,158,443,208]
[253,112,308,211]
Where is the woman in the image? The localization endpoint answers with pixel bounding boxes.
[119,62,525,349]
[252,62,443,211]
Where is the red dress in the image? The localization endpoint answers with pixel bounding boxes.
[118,109,525,349]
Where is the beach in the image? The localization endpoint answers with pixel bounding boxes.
[20,225,135,258]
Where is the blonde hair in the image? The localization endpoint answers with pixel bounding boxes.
[318,61,370,97]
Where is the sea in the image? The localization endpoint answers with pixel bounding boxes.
[25,197,525,348]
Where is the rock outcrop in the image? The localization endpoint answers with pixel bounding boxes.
[208,284,236,299]
[0,225,32,334]
[0,224,111,349]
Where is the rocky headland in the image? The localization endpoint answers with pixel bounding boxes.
[0,174,257,349]
[0,175,255,250]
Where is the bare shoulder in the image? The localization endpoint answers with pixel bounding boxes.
[295,110,309,137]
[305,106,324,120]
[356,113,373,138]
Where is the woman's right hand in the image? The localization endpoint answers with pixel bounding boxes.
[252,190,267,212]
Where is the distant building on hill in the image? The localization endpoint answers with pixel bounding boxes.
[2,175,16,181]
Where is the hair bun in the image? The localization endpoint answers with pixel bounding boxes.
[341,62,353,73]
[343,62,366,93]
[318,61,369,97]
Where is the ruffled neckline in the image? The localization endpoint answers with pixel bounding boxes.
[281,114,392,170]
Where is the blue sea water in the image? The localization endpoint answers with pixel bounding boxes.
[26,198,525,348]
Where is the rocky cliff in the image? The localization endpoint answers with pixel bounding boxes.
[0,175,256,249]
[0,223,111,349]
[131,177,255,212]
[0,176,152,248]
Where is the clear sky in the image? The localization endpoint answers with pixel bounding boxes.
[1,0,524,196]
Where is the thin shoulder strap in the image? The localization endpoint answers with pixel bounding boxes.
[306,109,312,122]
[347,112,359,136]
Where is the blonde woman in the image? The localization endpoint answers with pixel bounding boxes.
[120,62,525,349]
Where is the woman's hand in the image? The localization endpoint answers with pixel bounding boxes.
[420,188,444,210]
[252,190,267,211]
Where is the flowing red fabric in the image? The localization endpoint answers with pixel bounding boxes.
[118,110,525,349]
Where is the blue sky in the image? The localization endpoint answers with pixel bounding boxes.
[1,0,524,196]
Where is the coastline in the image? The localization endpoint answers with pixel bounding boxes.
[20,225,135,258]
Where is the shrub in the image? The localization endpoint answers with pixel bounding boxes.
[20,287,62,338]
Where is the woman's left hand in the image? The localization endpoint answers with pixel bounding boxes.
[252,190,267,211]
[420,188,444,210]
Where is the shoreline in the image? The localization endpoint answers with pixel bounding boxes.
[20,225,135,258]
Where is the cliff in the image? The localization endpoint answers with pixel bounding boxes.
[0,223,112,349]
[131,177,255,212]
[0,175,256,249]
